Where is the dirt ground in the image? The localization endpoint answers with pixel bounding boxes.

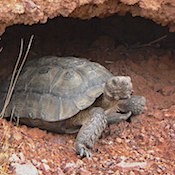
[0,14,175,174]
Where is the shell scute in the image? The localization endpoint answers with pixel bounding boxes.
[1,56,112,121]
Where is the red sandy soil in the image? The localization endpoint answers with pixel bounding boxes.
[0,15,175,174]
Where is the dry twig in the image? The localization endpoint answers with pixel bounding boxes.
[0,35,34,118]
[130,35,167,49]
[0,38,2,52]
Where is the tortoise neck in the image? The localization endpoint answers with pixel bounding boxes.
[101,94,114,109]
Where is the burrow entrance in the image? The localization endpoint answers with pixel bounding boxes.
[1,14,175,110]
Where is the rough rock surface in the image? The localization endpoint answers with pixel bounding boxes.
[1,0,175,35]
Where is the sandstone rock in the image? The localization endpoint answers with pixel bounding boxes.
[1,0,175,35]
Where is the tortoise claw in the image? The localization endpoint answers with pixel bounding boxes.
[76,143,92,158]
[80,147,92,158]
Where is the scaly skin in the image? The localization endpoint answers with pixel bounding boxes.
[75,107,107,158]
[118,96,146,115]
[74,76,146,157]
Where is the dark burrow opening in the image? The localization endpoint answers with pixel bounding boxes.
[1,13,175,66]
[1,13,175,110]
[0,14,174,65]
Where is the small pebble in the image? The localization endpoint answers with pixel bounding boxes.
[42,163,50,172]
[18,152,25,162]
[9,154,20,163]
[116,137,122,143]
[14,163,38,175]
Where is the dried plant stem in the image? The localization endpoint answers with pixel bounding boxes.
[0,38,2,52]
[0,35,34,118]
[10,106,15,122]
[131,35,167,49]
[3,40,24,114]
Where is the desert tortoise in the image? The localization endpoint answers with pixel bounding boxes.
[0,56,146,157]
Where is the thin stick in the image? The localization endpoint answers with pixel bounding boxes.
[0,35,34,118]
[0,41,23,118]
[16,115,20,127]
[10,106,15,122]
[145,35,167,46]
[0,38,2,52]
[3,40,24,114]
[131,35,167,49]
[7,35,34,107]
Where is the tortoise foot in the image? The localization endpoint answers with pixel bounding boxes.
[122,96,146,115]
[75,143,92,158]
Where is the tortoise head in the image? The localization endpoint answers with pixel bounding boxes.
[104,76,133,101]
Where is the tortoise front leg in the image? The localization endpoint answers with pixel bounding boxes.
[75,107,107,158]
[118,95,146,115]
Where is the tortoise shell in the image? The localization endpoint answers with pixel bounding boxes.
[0,56,112,121]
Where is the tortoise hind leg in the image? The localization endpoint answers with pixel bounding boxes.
[75,107,107,158]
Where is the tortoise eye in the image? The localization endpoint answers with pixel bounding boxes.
[131,90,134,95]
